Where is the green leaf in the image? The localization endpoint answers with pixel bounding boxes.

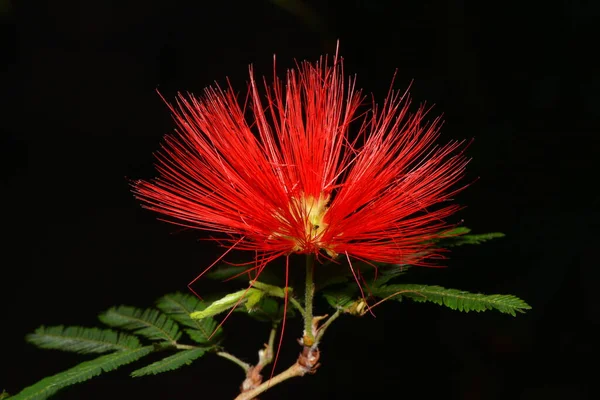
[130,348,206,377]
[439,227,471,237]
[190,288,261,320]
[434,227,505,247]
[156,292,206,328]
[245,289,264,310]
[183,329,215,345]
[322,286,358,310]
[251,281,287,298]
[239,282,298,321]
[10,346,153,400]
[98,306,181,342]
[1,390,10,400]
[156,293,222,345]
[241,296,296,322]
[372,284,531,316]
[445,232,505,247]
[26,326,141,354]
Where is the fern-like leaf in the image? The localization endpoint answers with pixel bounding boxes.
[373,284,531,316]
[446,232,505,247]
[435,227,505,247]
[98,306,181,342]
[10,346,153,400]
[130,348,206,377]
[439,227,472,237]
[156,292,205,328]
[323,287,358,310]
[156,293,222,345]
[26,326,142,354]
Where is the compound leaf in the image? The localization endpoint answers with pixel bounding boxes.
[26,326,141,354]
[98,306,181,342]
[373,284,531,316]
[130,348,206,377]
[10,346,153,400]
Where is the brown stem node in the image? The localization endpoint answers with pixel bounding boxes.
[297,346,320,374]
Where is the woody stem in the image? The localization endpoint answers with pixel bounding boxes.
[303,253,315,345]
[234,363,306,400]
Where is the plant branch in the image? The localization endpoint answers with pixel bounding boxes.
[174,343,197,350]
[256,324,277,369]
[234,362,308,400]
[238,324,279,395]
[303,253,316,345]
[315,309,341,344]
[236,343,321,400]
[236,254,337,399]
[266,325,277,361]
[288,296,306,316]
[252,280,305,316]
[217,351,251,372]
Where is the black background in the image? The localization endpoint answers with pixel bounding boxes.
[2,1,598,399]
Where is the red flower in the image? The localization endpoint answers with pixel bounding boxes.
[133,50,468,274]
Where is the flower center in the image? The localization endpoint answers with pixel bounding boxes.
[272,193,337,255]
[295,194,329,249]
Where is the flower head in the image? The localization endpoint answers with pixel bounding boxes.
[133,50,468,270]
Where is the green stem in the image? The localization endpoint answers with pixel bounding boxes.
[303,253,316,345]
[258,324,277,367]
[252,280,305,316]
[288,296,306,316]
[174,343,197,350]
[235,255,345,399]
[216,351,251,372]
[267,325,277,354]
[315,309,341,344]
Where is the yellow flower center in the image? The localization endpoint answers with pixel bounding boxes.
[295,194,329,248]
[272,193,337,256]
